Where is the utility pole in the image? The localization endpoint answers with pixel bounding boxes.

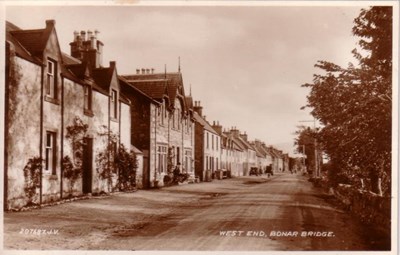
[299,119,319,178]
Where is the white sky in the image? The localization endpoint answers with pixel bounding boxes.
[4,3,366,156]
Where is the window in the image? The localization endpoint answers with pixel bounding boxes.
[216,137,219,151]
[157,145,167,173]
[206,156,209,170]
[212,135,214,150]
[160,103,165,125]
[184,150,192,172]
[46,59,57,98]
[172,110,176,129]
[84,85,92,112]
[111,89,118,119]
[207,133,209,149]
[45,131,56,175]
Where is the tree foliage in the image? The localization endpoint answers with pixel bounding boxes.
[302,7,392,195]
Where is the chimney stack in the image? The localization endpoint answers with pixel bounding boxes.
[146,68,150,74]
[193,100,203,116]
[80,30,86,41]
[151,68,155,74]
[212,121,223,134]
[45,20,55,29]
[240,132,248,141]
[141,68,145,74]
[136,69,140,74]
[73,31,79,42]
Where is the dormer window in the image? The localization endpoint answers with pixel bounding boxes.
[46,58,57,99]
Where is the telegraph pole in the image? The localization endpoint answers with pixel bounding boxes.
[299,119,319,178]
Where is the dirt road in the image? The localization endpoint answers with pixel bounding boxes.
[3,172,390,250]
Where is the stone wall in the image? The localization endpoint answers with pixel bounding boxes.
[334,184,391,236]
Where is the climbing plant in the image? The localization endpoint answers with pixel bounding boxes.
[23,156,42,205]
[62,156,81,197]
[65,116,88,196]
[96,126,119,193]
[115,144,138,191]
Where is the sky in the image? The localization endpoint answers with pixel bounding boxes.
[4,3,366,156]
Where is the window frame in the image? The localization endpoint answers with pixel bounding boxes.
[45,131,57,175]
[110,89,118,120]
[45,58,58,101]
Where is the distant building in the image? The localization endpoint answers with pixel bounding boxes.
[120,70,195,188]
[193,102,221,181]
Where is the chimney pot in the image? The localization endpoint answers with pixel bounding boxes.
[45,20,55,28]
[110,61,116,68]
[141,68,145,74]
[151,68,155,74]
[80,30,86,41]
[136,69,140,74]
[146,68,150,74]
[73,31,79,42]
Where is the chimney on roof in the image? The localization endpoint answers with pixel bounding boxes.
[45,20,55,29]
[240,132,248,141]
[88,30,97,49]
[230,127,240,138]
[70,29,103,69]
[141,68,146,74]
[193,101,203,116]
[212,121,223,134]
[151,68,155,74]
[136,69,140,74]
[73,31,79,42]
[80,30,86,41]
[146,68,150,74]
[110,61,116,69]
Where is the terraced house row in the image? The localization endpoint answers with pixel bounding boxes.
[4,20,290,210]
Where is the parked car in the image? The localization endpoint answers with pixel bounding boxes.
[265,165,274,176]
[249,167,259,176]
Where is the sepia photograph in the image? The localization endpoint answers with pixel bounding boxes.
[0,1,398,253]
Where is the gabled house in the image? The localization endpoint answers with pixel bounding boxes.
[4,20,132,210]
[251,140,268,173]
[193,102,221,181]
[120,70,195,188]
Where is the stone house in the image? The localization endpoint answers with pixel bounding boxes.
[4,20,133,210]
[193,102,221,181]
[251,140,268,172]
[120,70,195,188]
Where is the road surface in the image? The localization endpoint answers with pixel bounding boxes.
[4,172,390,250]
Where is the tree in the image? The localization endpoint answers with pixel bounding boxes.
[302,7,392,195]
[294,126,322,176]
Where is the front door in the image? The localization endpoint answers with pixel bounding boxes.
[82,137,93,194]
[142,155,150,188]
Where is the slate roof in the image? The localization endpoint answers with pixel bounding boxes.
[6,21,41,64]
[8,21,53,57]
[121,72,185,108]
[185,96,194,109]
[92,67,115,92]
[126,80,168,100]
[62,52,81,65]
[193,112,219,135]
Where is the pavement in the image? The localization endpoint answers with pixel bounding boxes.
[3,172,390,250]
